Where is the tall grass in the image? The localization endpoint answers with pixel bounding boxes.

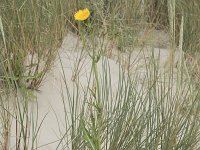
[65,0,200,68]
[0,0,200,149]
[0,0,66,149]
[66,0,200,53]
[0,0,66,90]
[58,0,200,147]
[58,53,200,149]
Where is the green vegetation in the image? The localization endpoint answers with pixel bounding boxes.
[0,0,200,149]
[0,0,66,89]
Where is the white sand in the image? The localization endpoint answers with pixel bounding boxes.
[7,32,182,149]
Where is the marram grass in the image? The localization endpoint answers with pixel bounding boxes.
[0,0,200,149]
[59,55,200,150]
[0,0,66,90]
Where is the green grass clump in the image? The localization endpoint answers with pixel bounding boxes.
[59,56,200,150]
[0,0,66,90]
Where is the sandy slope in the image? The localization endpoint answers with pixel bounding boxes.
[8,32,181,149]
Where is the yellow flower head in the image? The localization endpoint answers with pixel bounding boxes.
[74,8,90,21]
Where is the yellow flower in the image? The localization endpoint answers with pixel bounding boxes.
[74,8,90,21]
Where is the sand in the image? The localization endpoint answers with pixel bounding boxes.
[7,32,182,149]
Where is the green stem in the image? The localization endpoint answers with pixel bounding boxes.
[92,58,100,102]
